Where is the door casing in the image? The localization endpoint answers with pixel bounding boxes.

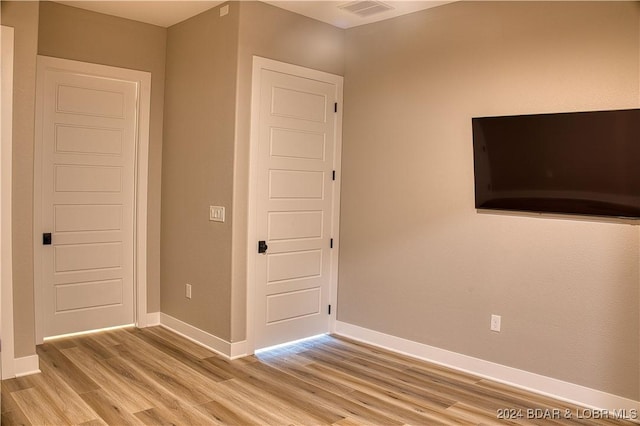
[1,25,15,378]
[33,56,151,343]
[246,56,344,353]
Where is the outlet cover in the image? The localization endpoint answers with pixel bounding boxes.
[210,206,225,222]
[490,314,501,332]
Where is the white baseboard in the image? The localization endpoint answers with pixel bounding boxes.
[335,321,640,414]
[159,313,248,360]
[229,340,249,360]
[14,354,40,377]
[145,311,161,326]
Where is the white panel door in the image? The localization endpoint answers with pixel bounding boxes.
[254,67,339,350]
[39,65,138,337]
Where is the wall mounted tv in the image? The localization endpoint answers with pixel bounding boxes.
[472,108,640,219]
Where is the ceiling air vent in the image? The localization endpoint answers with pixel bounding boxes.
[338,1,394,18]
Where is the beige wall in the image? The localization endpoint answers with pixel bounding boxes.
[161,3,239,339]
[340,1,640,399]
[1,1,40,358]
[4,0,635,401]
[2,0,344,355]
[161,1,344,343]
[231,1,345,341]
[2,0,166,358]
[38,1,167,315]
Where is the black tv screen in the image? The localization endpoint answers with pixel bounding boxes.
[472,108,640,219]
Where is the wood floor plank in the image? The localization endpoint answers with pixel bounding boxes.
[108,342,220,406]
[133,404,216,426]
[205,378,296,425]
[115,328,230,386]
[1,409,32,426]
[48,336,79,351]
[100,355,217,425]
[205,355,402,425]
[238,360,407,425]
[309,342,468,395]
[194,399,257,425]
[445,402,525,426]
[213,357,343,420]
[1,378,31,415]
[141,326,218,359]
[3,328,635,426]
[298,348,459,410]
[79,389,144,426]
[327,336,483,385]
[260,353,357,396]
[62,346,157,413]
[10,361,100,425]
[86,329,125,348]
[332,417,368,426]
[347,388,471,426]
[31,360,101,424]
[77,419,109,426]
[241,361,346,424]
[300,360,463,425]
[11,386,74,425]
[37,343,101,394]
[216,378,323,425]
[75,335,120,360]
[124,327,233,382]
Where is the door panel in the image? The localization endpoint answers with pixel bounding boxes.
[268,211,323,241]
[56,83,125,117]
[54,165,122,193]
[54,204,122,232]
[269,170,324,199]
[270,128,325,160]
[266,288,321,323]
[254,68,338,349]
[39,65,137,337]
[54,242,122,272]
[267,250,322,283]
[55,125,123,156]
[55,279,123,312]
[271,86,327,122]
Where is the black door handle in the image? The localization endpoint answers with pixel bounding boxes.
[43,233,52,245]
[258,240,268,254]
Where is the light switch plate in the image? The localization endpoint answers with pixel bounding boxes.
[210,206,225,222]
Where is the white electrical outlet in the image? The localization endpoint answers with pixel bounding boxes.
[186,283,192,299]
[209,206,225,222]
[491,314,501,332]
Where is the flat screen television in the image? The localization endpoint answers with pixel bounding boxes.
[472,108,640,219]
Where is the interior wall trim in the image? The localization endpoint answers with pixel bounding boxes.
[335,321,640,413]
[13,355,40,378]
[1,25,15,380]
[145,312,161,326]
[159,313,247,360]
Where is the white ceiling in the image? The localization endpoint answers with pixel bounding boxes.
[54,1,224,27]
[53,1,453,29]
[262,1,452,29]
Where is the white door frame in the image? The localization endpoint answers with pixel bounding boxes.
[1,25,16,378]
[33,56,151,343]
[246,56,343,353]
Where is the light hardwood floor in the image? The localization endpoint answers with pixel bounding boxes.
[1,327,635,425]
